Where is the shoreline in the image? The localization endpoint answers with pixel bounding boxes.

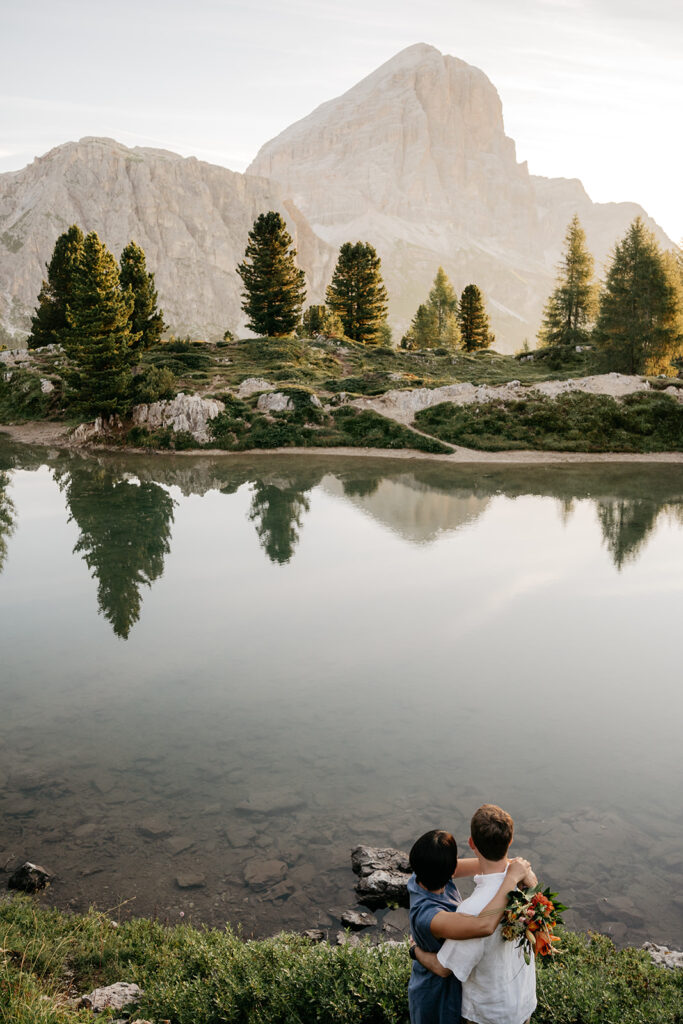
[3,420,683,464]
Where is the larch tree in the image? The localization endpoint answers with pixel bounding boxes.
[403,267,460,349]
[237,212,306,337]
[538,214,597,348]
[457,284,494,351]
[593,218,682,375]
[28,225,84,348]
[428,267,460,346]
[119,241,166,351]
[326,242,388,344]
[402,303,438,350]
[63,231,138,417]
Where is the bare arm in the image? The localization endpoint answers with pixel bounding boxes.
[413,944,451,977]
[430,858,534,941]
[453,857,478,878]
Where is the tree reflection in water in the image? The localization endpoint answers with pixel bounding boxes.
[0,470,16,574]
[56,464,176,639]
[596,500,662,570]
[247,472,320,565]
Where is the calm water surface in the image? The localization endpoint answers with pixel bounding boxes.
[1,438,682,946]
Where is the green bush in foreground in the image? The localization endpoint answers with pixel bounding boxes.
[1,899,681,1024]
[207,396,451,455]
[415,391,683,452]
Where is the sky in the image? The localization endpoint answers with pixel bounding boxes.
[2,0,681,242]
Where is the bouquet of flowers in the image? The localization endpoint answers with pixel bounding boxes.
[501,885,567,964]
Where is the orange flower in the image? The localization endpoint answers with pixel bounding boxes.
[534,930,553,956]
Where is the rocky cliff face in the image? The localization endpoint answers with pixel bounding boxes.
[0,46,673,351]
[249,43,672,349]
[0,137,335,344]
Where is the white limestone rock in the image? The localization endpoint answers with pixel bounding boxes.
[256,391,294,413]
[353,374,652,425]
[0,348,31,365]
[71,415,121,443]
[131,392,224,443]
[642,942,683,970]
[79,982,143,1013]
[237,377,273,398]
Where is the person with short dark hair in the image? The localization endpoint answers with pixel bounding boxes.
[414,804,537,1024]
[407,826,534,1024]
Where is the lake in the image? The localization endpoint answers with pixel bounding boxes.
[1,436,682,947]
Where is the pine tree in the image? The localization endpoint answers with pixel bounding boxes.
[594,218,682,374]
[326,242,389,344]
[28,225,84,349]
[63,232,138,417]
[119,241,166,351]
[538,215,596,349]
[458,284,494,351]
[298,304,345,339]
[237,212,306,337]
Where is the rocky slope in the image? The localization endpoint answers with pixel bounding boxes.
[249,43,672,349]
[0,137,335,344]
[0,45,673,350]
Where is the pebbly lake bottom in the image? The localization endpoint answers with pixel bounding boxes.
[0,440,682,947]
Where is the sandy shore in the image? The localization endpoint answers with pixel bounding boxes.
[3,419,683,464]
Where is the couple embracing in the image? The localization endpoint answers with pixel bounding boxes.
[408,803,537,1024]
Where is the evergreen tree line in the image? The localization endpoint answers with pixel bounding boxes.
[538,214,683,374]
[237,211,495,352]
[237,212,390,345]
[29,225,166,416]
[400,270,494,352]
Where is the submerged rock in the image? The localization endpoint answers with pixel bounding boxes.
[137,816,172,839]
[7,861,53,892]
[236,790,305,815]
[244,858,288,891]
[175,872,206,889]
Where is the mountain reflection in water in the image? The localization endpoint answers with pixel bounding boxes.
[2,443,683,637]
[2,438,683,946]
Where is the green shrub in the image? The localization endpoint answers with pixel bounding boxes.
[132,365,178,404]
[0,367,62,422]
[415,391,683,452]
[0,900,681,1024]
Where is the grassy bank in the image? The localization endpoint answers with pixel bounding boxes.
[415,392,683,453]
[1,898,681,1024]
